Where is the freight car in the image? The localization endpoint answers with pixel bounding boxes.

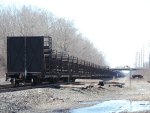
[6,36,115,86]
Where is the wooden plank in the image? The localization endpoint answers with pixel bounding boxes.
[75,79,104,86]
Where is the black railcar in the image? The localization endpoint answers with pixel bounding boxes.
[6,36,115,86]
[6,36,52,86]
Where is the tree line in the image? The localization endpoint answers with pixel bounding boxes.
[0,6,106,70]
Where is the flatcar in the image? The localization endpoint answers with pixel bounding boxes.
[6,36,115,86]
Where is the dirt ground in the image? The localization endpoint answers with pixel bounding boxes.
[0,76,150,113]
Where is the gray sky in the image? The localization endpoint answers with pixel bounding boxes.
[1,0,150,67]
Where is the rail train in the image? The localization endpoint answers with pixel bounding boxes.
[6,36,116,86]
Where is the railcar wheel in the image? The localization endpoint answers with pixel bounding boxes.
[31,77,38,86]
[10,78,19,87]
[31,78,34,85]
[31,78,36,86]
[10,78,15,87]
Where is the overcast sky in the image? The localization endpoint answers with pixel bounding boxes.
[1,0,150,67]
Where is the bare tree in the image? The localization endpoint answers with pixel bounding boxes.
[0,6,107,75]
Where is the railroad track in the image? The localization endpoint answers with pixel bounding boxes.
[0,79,106,93]
[0,84,35,93]
[0,83,61,93]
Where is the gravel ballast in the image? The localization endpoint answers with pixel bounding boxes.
[0,77,150,113]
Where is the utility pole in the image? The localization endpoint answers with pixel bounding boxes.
[140,48,143,68]
[130,68,132,88]
[142,45,144,68]
[135,52,138,68]
[138,52,140,68]
[149,43,150,68]
[142,44,144,76]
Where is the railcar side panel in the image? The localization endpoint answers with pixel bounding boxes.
[26,37,44,72]
[7,37,25,72]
